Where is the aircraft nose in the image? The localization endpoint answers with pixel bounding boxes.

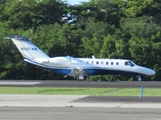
[150,69,156,75]
[144,68,156,76]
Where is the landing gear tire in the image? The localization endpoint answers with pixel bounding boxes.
[76,76,86,81]
[76,77,82,81]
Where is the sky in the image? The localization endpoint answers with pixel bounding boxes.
[67,0,90,5]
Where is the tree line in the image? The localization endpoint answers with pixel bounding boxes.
[0,0,161,81]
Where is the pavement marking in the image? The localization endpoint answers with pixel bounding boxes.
[0,82,42,85]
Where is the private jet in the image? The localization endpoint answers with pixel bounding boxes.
[5,36,155,81]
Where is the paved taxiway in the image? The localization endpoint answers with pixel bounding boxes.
[0,80,161,120]
[0,80,161,88]
[0,95,161,120]
[1,107,161,120]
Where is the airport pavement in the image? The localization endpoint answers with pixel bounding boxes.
[0,95,161,120]
[0,80,160,120]
[0,80,161,88]
[0,107,161,120]
[0,95,160,108]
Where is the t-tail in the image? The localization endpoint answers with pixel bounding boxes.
[5,36,50,60]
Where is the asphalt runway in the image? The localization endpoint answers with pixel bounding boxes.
[0,80,161,120]
[0,107,161,120]
[0,95,161,120]
[0,80,161,88]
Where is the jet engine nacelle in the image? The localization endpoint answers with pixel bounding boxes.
[49,57,71,65]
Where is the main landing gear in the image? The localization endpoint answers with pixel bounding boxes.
[75,76,86,81]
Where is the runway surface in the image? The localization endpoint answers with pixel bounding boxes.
[0,80,161,120]
[0,107,161,120]
[1,107,161,120]
[0,95,161,120]
[0,80,161,88]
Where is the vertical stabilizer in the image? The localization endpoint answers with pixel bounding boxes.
[8,36,50,59]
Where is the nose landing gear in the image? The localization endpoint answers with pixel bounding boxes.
[137,76,142,81]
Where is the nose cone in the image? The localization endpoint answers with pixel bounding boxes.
[143,68,156,76]
[149,69,156,75]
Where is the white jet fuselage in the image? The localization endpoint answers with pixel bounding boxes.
[7,36,155,80]
[25,56,155,80]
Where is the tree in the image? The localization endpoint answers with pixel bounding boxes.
[114,0,161,18]
[69,0,120,28]
[80,20,115,57]
[0,0,68,30]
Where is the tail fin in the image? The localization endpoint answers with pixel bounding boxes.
[6,36,50,59]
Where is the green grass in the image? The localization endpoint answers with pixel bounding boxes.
[0,87,160,96]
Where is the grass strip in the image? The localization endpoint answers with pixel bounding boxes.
[0,87,160,96]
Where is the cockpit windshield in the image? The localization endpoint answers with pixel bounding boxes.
[124,61,135,67]
[129,61,135,66]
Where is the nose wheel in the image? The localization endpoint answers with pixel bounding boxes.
[137,76,142,81]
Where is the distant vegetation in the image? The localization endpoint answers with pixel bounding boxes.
[0,0,161,81]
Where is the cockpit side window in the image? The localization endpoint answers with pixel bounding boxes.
[125,61,135,66]
[129,61,135,67]
[125,62,129,66]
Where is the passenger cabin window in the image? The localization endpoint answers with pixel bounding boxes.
[106,62,108,65]
[96,61,99,65]
[111,62,113,65]
[91,61,94,64]
[101,61,104,65]
[116,62,119,65]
